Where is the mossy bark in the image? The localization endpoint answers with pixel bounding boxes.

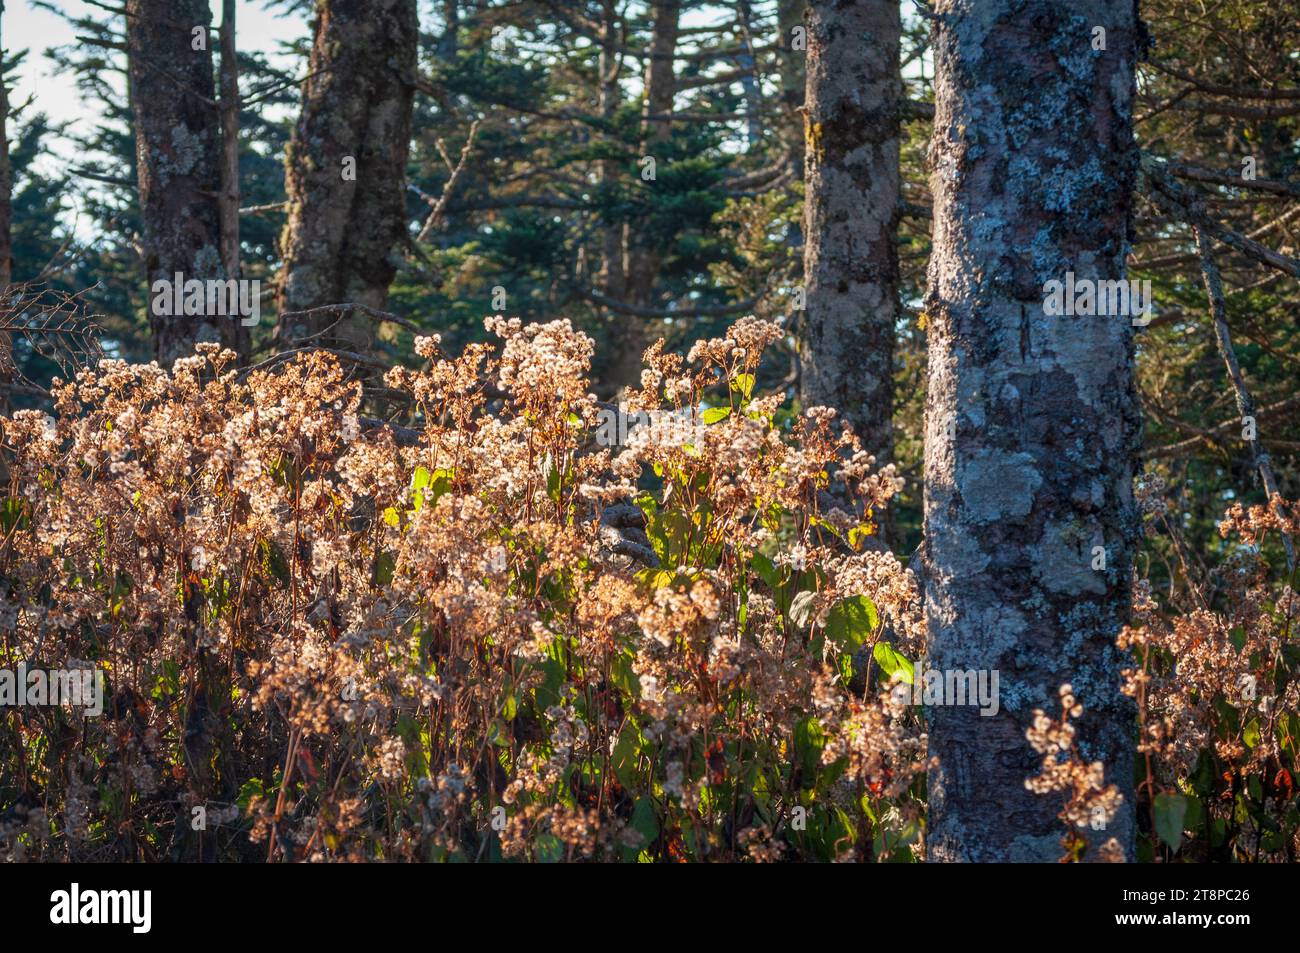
[126,0,246,364]
[800,0,900,467]
[275,0,418,353]
[922,0,1141,862]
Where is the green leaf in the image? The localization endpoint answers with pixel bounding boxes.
[0,497,28,533]
[612,722,643,788]
[872,641,913,684]
[545,454,562,503]
[372,551,396,587]
[751,552,779,590]
[824,595,879,654]
[788,590,817,628]
[411,466,431,512]
[236,777,265,811]
[1243,717,1261,749]
[411,466,453,511]
[258,539,290,587]
[535,832,564,863]
[731,373,755,400]
[1153,792,1188,851]
[631,798,660,846]
[702,405,731,425]
[794,716,824,779]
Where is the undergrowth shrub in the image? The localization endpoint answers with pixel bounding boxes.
[0,318,925,862]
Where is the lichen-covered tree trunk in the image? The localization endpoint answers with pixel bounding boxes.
[923,0,1141,862]
[126,0,246,364]
[800,0,899,466]
[275,0,417,352]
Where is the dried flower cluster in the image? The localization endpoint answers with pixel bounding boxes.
[1113,485,1300,861]
[1024,684,1126,862]
[0,318,925,862]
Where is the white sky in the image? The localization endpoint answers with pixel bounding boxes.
[6,0,308,150]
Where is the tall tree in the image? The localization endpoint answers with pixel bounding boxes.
[799,0,900,466]
[0,0,10,292]
[275,0,418,352]
[604,0,683,393]
[126,0,245,363]
[217,0,240,285]
[596,0,627,307]
[0,0,11,412]
[624,0,681,308]
[923,0,1141,861]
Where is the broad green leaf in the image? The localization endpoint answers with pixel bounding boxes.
[411,466,431,512]
[1243,717,1261,749]
[535,832,564,863]
[372,551,395,586]
[702,405,731,425]
[824,595,879,654]
[873,641,913,684]
[631,798,660,846]
[1153,792,1188,851]
[612,721,643,788]
[794,716,824,780]
[545,454,562,503]
[788,590,817,628]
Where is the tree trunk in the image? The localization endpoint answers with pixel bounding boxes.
[0,0,10,292]
[275,0,418,352]
[603,0,681,396]
[217,0,241,288]
[126,0,245,364]
[923,0,1141,862]
[0,0,12,409]
[596,0,625,304]
[799,0,899,467]
[623,0,680,307]
[776,0,806,172]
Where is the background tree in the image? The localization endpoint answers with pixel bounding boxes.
[125,0,245,362]
[275,0,419,353]
[799,0,901,469]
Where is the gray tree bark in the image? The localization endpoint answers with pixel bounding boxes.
[217,0,240,289]
[275,0,418,352]
[126,0,246,363]
[799,0,900,466]
[923,0,1141,862]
